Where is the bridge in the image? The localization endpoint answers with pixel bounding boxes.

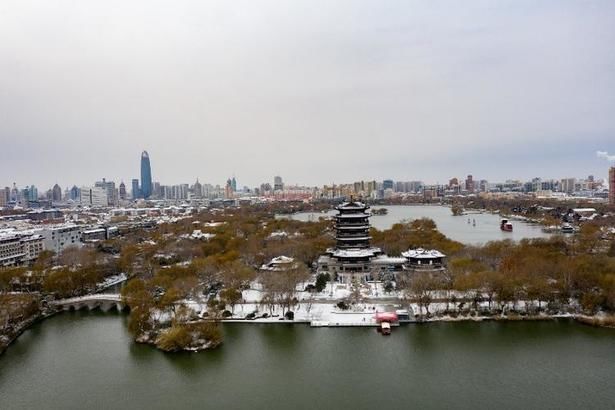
[51,293,127,312]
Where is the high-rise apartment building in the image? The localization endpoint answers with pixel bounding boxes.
[80,186,108,207]
[273,176,284,191]
[609,167,615,205]
[52,184,62,202]
[465,175,474,192]
[131,179,140,199]
[119,182,127,200]
[0,187,9,207]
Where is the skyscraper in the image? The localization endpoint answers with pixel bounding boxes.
[69,186,80,201]
[609,167,615,206]
[274,176,284,191]
[52,184,62,202]
[140,151,152,199]
[465,175,475,192]
[119,181,127,200]
[131,179,140,200]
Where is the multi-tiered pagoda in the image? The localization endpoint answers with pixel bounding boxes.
[317,199,388,283]
[316,199,448,285]
[334,201,372,249]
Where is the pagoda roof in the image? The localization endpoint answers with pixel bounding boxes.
[335,213,370,219]
[336,201,369,210]
[401,248,446,259]
[332,248,380,259]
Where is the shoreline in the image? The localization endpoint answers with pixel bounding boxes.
[2,310,613,356]
[0,309,59,356]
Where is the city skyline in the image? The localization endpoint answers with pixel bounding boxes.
[2,148,614,196]
[1,1,615,187]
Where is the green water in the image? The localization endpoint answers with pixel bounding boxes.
[1,312,614,410]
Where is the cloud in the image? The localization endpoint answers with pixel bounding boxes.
[596,151,615,162]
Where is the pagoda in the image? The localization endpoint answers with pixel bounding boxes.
[316,198,446,285]
[334,201,372,249]
[317,198,384,283]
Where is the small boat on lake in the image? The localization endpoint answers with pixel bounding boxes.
[561,223,575,234]
[500,219,513,232]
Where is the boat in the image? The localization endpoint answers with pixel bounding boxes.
[561,223,574,234]
[372,208,388,216]
[380,322,391,335]
[500,219,513,232]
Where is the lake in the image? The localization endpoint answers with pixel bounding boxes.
[1,312,614,410]
[281,205,550,245]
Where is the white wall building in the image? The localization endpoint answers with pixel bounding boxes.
[80,186,108,207]
[0,231,44,267]
[40,225,83,254]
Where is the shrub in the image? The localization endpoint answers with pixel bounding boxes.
[285,311,294,320]
[222,310,232,318]
[336,301,349,310]
[156,326,192,352]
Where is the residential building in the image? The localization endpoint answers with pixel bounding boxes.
[610,167,615,205]
[274,176,284,191]
[80,186,108,207]
[69,185,80,201]
[119,181,127,200]
[0,232,44,267]
[131,179,140,199]
[52,184,62,202]
[465,175,474,192]
[40,225,83,254]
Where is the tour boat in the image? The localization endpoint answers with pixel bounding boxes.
[500,219,513,232]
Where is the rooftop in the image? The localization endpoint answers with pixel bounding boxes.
[401,248,446,259]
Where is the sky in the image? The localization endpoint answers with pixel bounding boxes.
[1,0,614,190]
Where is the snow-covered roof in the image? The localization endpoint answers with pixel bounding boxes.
[573,208,597,213]
[268,230,289,238]
[401,248,446,259]
[180,229,215,240]
[332,248,380,258]
[83,228,106,234]
[371,255,407,264]
[337,201,367,210]
[270,255,295,264]
[260,255,297,271]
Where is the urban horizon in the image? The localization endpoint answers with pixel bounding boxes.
[1,147,614,208]
[2,148,615,197]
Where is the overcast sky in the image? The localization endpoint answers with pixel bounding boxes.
[1,0,614,190]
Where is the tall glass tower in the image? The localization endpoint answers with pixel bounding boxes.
[140,151,152,199]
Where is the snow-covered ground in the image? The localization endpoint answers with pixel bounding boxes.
[180,282,573,327]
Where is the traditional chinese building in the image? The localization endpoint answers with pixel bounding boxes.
[317,200,446,283]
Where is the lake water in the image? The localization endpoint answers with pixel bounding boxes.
[282,205,550,245]
[1,312,614,410]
